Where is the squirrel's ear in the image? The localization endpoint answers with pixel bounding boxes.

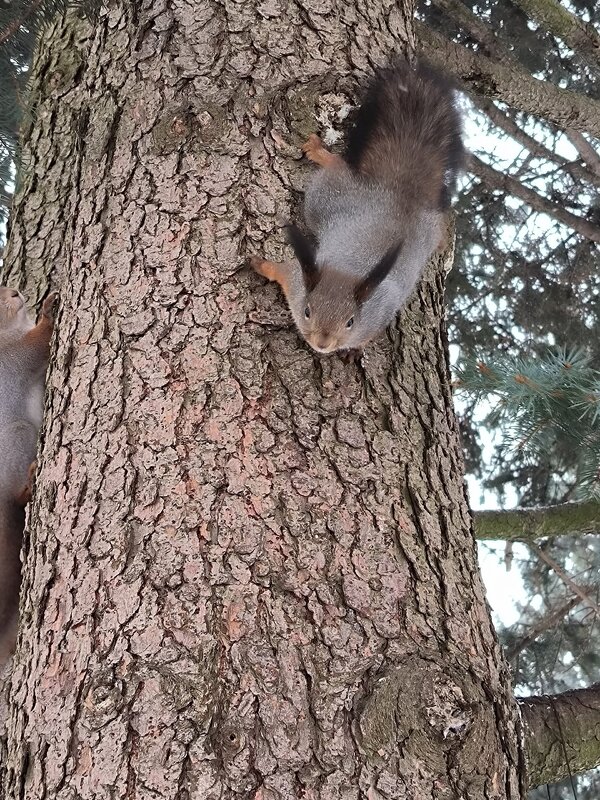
[355,241,403,304]
[285,224,320,291]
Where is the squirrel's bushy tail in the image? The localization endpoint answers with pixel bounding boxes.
[344,61,464,210]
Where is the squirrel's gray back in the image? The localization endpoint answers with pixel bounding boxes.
[305,167,443,299]
[303,60,461,320]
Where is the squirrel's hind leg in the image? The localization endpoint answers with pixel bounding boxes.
[302,135,346,169]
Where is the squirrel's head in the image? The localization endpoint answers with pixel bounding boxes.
[285,225,401,353]
[0,287,28,330]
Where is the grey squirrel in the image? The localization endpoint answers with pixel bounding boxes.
[0,287,57,665]
[250,61,464,353]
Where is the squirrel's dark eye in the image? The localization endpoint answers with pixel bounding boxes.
[346,317,354,329]
[304,306,311,320]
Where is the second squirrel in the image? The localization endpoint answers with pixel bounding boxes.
[250,61,464,354]
[0,288,57,665]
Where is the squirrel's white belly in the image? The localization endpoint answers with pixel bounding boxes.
[26,381,44,429]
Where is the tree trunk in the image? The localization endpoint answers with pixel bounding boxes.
[1,2,526,798]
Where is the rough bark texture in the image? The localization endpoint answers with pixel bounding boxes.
[520,684,600,787]
[1,2,526,798]
[2,10,94,305]
[474,501,600,542]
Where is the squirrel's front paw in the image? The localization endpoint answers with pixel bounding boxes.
[249,256,288,289]
[340,348,363,364]
[249,256,274,281]
[302,134,324,163]
[16,461,37,507]
[41,291,59,321]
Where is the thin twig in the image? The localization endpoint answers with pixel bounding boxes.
[529,542,600,616]
[0,0,45,46]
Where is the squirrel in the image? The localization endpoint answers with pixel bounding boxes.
[250,60,464,354]
[0,287,57,666]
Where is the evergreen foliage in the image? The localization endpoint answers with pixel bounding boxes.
[457,347,600,500]
[419,0,600,505]
[499,533,600,800]
[459,342,600,797]
[0,0,98,223]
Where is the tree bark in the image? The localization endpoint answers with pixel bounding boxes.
[474,501,600,541]
[1,2,527,798]
[1,9,94,302]
[520,684,600,787]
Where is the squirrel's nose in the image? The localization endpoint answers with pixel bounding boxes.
[312,334,337,353]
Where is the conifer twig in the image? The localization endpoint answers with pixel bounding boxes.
[505,594,581,660]
[0,0,45,46]
[467,152,600,243]
[528,542,600,616]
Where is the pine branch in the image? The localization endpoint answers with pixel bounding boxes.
[529,542,600,616]
[467,152,600,243]
[429,0,507,60]
[456,348,600,499]
[505,594,582,661]
[474,500,600,542]
[509,0,600,72]
[474,96,600,189]
[0,0,44,47]
[415,20,600,137]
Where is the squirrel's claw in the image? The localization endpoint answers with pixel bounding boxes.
[41,292,59,321]
[302,134,328,165]
[340,348,364,364]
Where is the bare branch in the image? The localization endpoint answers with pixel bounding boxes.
[520,683,600,786]
[474,96,600,188]
[505,594,581,661]
[415,21,600,137]
[566,129,600,178]
[510,0,600,71]
[529,542,600,616]
[474,500,600,541]
[467,152,600,243]
[430,0,507,59]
